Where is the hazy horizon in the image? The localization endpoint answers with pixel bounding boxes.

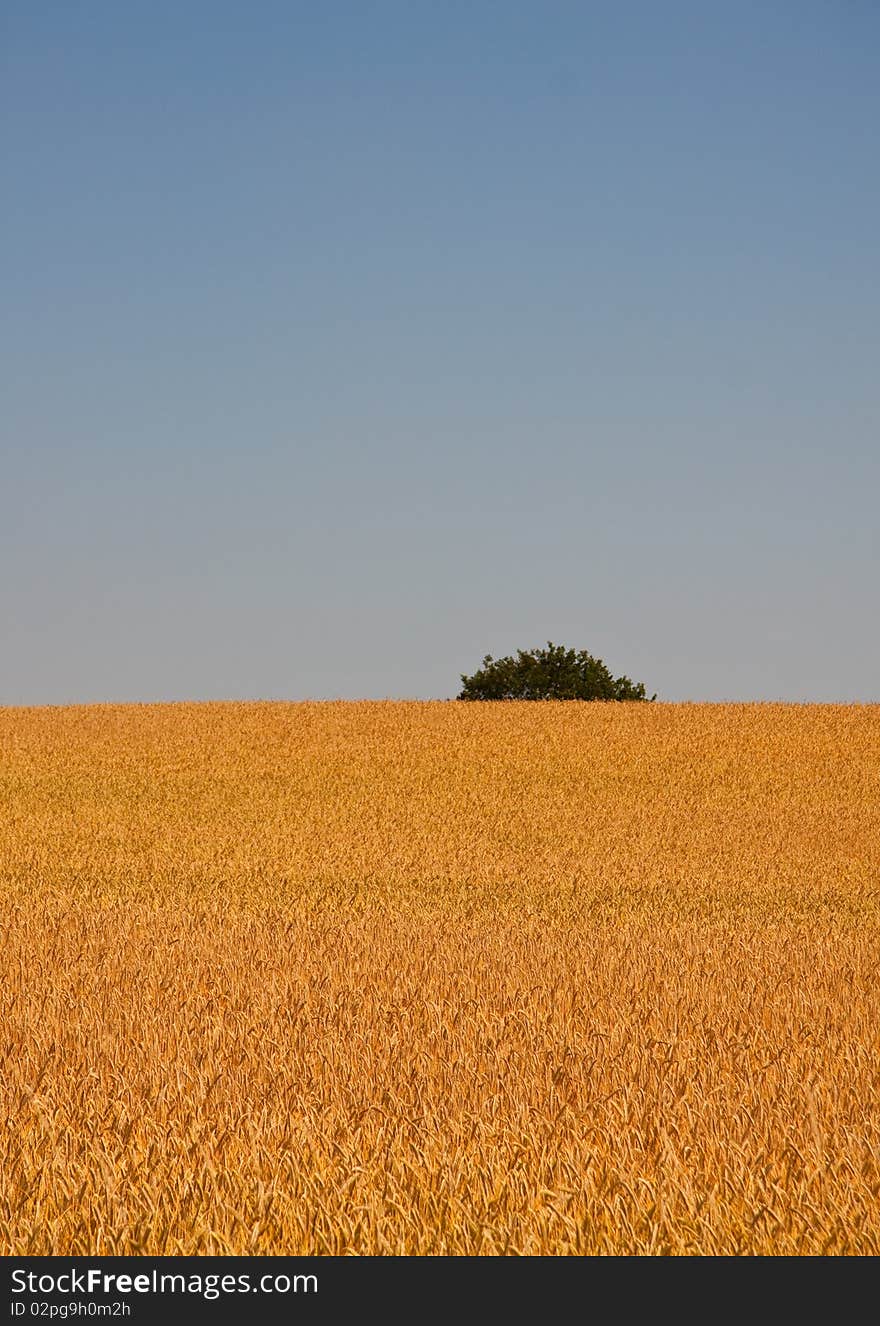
[4,2,878,705]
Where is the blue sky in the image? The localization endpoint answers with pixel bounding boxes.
[3,1,878,702]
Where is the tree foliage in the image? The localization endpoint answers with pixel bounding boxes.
[458,642,654,701]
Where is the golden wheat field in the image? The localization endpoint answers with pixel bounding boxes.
[1,700,879,1255]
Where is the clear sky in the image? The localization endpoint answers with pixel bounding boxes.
[3,1,878,703]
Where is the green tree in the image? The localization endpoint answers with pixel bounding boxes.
[458,642,654,701]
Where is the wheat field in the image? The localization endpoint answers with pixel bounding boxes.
[1,700,878,1255]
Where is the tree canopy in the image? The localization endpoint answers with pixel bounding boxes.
[458,642,654,701]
